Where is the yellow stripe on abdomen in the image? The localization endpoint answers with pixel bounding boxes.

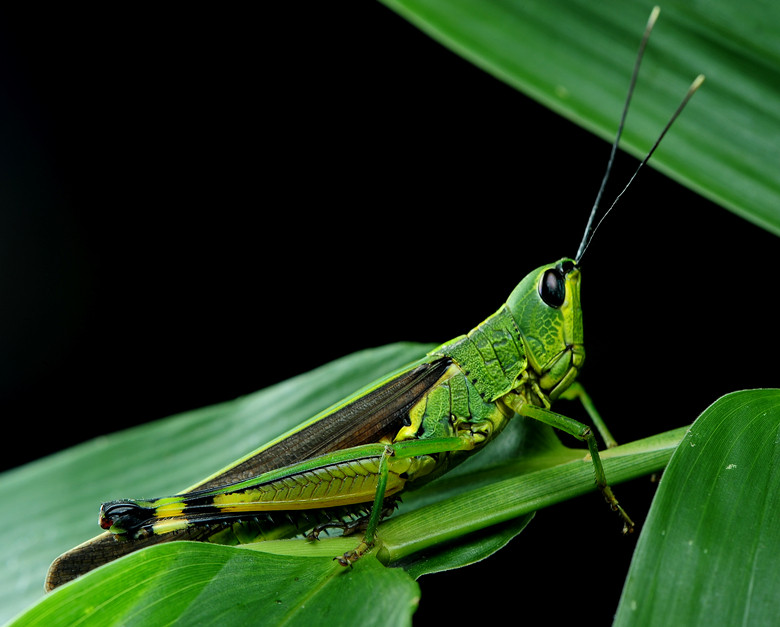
[210,456,415,511]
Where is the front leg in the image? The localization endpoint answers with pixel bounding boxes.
[505,394,635,533]
[558,382,618,449]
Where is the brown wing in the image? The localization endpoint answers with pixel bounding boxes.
[195,357,450,489]
[46,357,450,589]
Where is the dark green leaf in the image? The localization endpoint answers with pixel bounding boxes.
[0,344,432,625]
[614,390,780,626]
[396,514,535,580]
[14,544,419,627]
[380,0,780,235]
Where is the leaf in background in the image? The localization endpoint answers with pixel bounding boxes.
[379,0,780,235]
[614,390,780,626]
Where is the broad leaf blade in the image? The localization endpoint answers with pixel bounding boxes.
[615,390,780,626]
[380,0,780,235]
[12,545,419,627]
[0,343,432,624]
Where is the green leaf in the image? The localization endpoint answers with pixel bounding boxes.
[394,514,535,580]
[14,545,420,627]
[614,390,780,626]
[0,343,433,625]
[379,0,780,235]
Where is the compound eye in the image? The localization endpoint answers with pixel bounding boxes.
[539,269,566,308]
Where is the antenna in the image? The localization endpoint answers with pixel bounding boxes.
[574,7,704,264]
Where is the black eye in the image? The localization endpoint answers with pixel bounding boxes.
[539,269,566,308]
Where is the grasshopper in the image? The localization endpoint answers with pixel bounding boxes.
[45,7,702,592]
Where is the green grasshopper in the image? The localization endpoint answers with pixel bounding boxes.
[45,7,702,592]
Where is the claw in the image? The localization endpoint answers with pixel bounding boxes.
[334,540,372,567]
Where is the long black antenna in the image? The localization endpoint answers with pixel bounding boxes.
[573,7,704,265]
[574,6,660,263]
[575,73,705,263]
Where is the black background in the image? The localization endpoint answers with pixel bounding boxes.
[1,3,776,623]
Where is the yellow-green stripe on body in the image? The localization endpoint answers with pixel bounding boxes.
[154,454,432,516]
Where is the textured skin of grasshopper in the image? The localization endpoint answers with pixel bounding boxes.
[46,257,596,590]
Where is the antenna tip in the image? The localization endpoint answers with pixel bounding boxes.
[649,6,661,24]
[692,74,706,90]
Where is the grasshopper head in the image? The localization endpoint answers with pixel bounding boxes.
[506,258,584,401]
